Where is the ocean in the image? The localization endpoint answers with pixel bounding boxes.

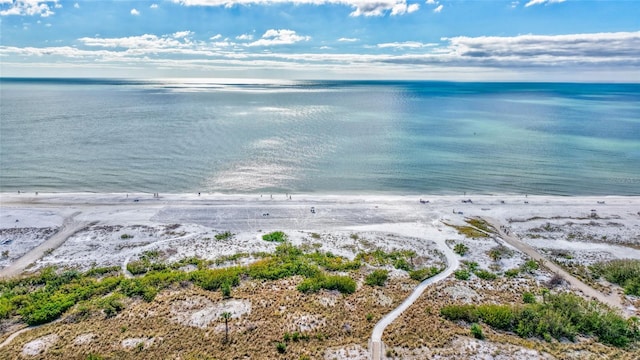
[1,78,639,195]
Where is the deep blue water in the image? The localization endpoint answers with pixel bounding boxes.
[1,78,639,195]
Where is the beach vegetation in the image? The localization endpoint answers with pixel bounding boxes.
[297,274,356,294]
[590,259,640,296]
[215,231,234,240]
[488,245,513,261]
[522,292,536,304]
[504,268,520,278]
[355,249,416,270]
[365,270,388,287]
[474,269,497,281]
[441,292,640,347]
[454,243,469,256]
[454,270,470,280]
[409,266,442,281]
[120,234,133,239]
[521,259,539,273]
[449,224,489,239]
[470,323,484,339]
[262,231,287,242]
[466,218,494,234]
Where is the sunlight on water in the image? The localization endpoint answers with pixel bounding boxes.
[1,79,639,195]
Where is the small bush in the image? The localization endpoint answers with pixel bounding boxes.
[454,243,469,256]
[521,259,539,273]
[120,234,133,239]
[215,231,234,240]
[262,231,287,242]
[409,266,441,281]
[522,292,536,304]
[504,268,520,278]
[470,323,484,339]
[474,269,497,281]
[365,270,388,287]
[276,342,287,353]
[454,269,470,280]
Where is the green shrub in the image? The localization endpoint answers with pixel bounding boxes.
[441,292,639,347]
[454,243,469,256]
[262,231,287,242]
[120,234,133,239]
[190,268,240,291]
[126,260,149,275]
[590,259,640,296]
[365,270,388,287]
[522,292,536,304]
[521,259,539,273]
[276,342,287,353]
[470,323,484,339]
[215,231,234,240]
[474,269,497,281]
[99,294,125,318]
[298,274,356,294]
[504,268,520,278]
[221,281,231,298]
[409,266,441,281]
[454,270,470,280]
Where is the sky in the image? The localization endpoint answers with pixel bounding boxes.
[0,0,639,81]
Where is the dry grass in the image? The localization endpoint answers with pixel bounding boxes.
[383,276,640,360]
[0,269,416,359]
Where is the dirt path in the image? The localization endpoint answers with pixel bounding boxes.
[0,212,90,278]
[369,225,459,360]
[481,216,628,316]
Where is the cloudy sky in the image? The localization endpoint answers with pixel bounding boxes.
[1,0,639,81]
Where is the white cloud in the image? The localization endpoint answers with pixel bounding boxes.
[74,2,79,8]
[377,41,437,49]
[338,37,359,42]
[0,0,58,17]
[248,29,310,46]
[525,0,565,7]
[210,34,223,40]
[78,33,197,49]
[150,3,159,8]
[2,31,638,81]
[130,8,140,16]
[172,0,422,17]
[173,31,193,38]
[425,0,435,4]
[433,4,442,13]
[236,34,254,40]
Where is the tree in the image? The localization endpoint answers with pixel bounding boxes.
[221,312,231,343]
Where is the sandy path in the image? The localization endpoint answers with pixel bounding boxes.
[0,212,90,278]
[481,217,628,315]
[368,223,459,360]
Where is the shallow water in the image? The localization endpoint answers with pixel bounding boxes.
[1,79,639,195]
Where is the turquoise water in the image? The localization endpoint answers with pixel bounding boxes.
[1,79,639,195]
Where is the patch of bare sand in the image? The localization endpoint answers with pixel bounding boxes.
[21,333,58,356]
[442,285,480,304]
[170,296,251,329]
[73,333,96,346]
[121,337,157,350]
[324,344,369,360]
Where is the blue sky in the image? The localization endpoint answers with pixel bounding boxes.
[1,0,639,81]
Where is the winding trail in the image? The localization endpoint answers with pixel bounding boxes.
[481,217,627,315]
[369,224,459,360]
[0,212,91,279]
